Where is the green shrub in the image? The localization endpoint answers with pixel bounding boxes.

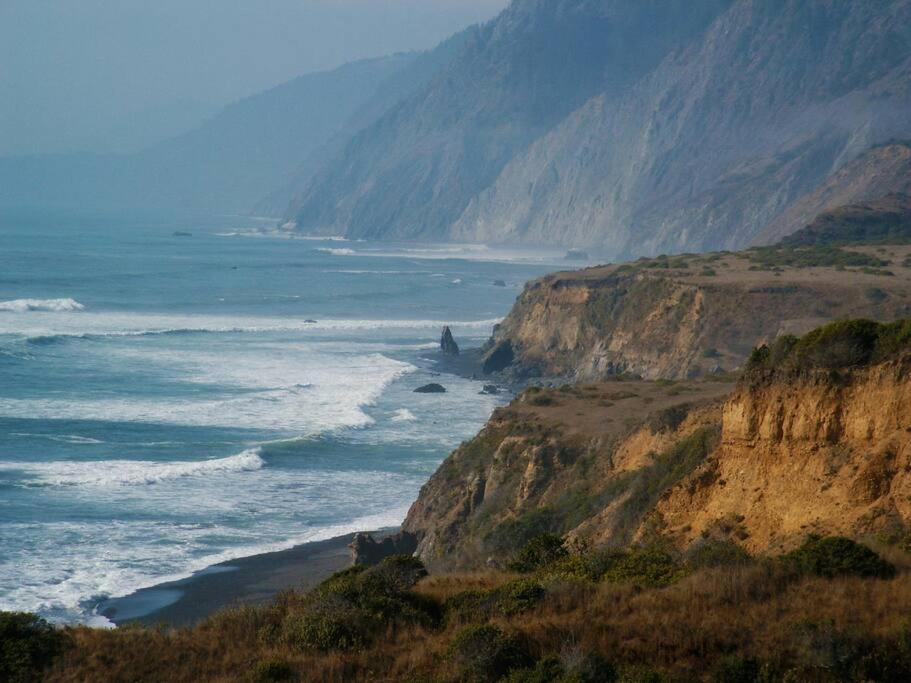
[529,394,556,407]
[448,624,531,682]
[445,579,545,622]
[686,540,752,569]
[745,319,911,377]
[538,553,607,583]
[780,536,895,579]
[281,600,366,651]
[504,653,616,683]
[248,657,295,682]
[601,547,687,588]
[712,656,762,683]
[744,244,887,270]
[508,533,569,572]
[282,556,437,651]
[0,612,68,683]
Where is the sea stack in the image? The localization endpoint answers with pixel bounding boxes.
[440,326,460,356]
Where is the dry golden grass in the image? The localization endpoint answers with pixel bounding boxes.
[45,564,911,682]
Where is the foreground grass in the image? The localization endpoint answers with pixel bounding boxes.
[23,538,911,682]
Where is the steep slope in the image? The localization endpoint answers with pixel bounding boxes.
[778,192,911,246]
[455,0,911,256]
[0,55,417,212]
[485,244,911,381]
[402,320,911,570]
[401,379,733,570]
[755,142,911,245]
[654,326,911,553]
[255,34,471,217]
[287,0,732,240]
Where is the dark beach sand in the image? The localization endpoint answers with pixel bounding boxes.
[98,528,395,627]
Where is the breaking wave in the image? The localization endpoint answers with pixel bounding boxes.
[2,449,265,487]
[0,298,85,313]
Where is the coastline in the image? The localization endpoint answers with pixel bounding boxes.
[97,528,397,627]
[95,344,515,629]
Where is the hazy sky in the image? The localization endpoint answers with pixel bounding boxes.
[0,0,508,156]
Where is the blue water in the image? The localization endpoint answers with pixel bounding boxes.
[0,207,561,625]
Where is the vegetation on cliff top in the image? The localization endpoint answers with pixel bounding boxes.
[31,534,911,682]
[745,318,911,377]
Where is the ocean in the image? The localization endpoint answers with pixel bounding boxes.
[0,207,560,626]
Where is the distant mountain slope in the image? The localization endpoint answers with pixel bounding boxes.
[256,32,471,217]
[779,192,911,246]
[454,0,911,257]
[755,141,911,245]
[0,54,418,212]
[287,0,732,240]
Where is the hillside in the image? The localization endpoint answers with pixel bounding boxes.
[287,0,911,256]
[402,320,911,569]
[777,192,911,246]
[756,142,911,245]
[483,240,911,382]
[286,0,732,240]
[24,320,911,682]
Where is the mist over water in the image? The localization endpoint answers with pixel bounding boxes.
[0,207,559,625]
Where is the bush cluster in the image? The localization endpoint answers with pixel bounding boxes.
[445,579,546,622]
[278,556,436,652]
[780,536,896,580]
[507,533,568,572]
[0,612,68,683]
[448,624,532,682]
[744,244,887,270]
[745,318,911,376]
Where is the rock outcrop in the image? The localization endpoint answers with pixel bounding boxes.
[440,326,460,356]
[414,383,447,394]
[401,379,734,570]
[654,353,911,553]
[485,243,911,381]
[401,322,911,570]
[349,531,418,566]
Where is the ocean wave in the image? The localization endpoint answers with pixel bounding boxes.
[1,448,264,487]
[3,313,501,342]
[0,298,85,313]
[316,247,356,256]
[11,433,105,445]
[391,409,417,423]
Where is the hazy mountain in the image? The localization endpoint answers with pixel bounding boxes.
[0,54,418,212]
[454,0,911,257]
[286,0,911,257]
[755,141,911,245]
[286,0,732,239]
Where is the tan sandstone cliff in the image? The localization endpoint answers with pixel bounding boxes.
[404,325,911,570]
[486,245,911,381]
[654,354,911,553]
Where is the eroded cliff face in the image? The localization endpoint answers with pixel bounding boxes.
[401,379,733,570]
[654,356,911,553]
[402,354,911,571]
[489,249,911,380]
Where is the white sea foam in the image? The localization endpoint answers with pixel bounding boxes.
[391,408,417,423]
[316,247,356,256]
[2,449,264,487]
[0,298,85,312]
[0,310,500,341]
[0,502,413,626]
[11,433,106,445]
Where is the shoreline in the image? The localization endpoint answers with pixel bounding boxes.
[97,528,396,627]
[96,345,514,629]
